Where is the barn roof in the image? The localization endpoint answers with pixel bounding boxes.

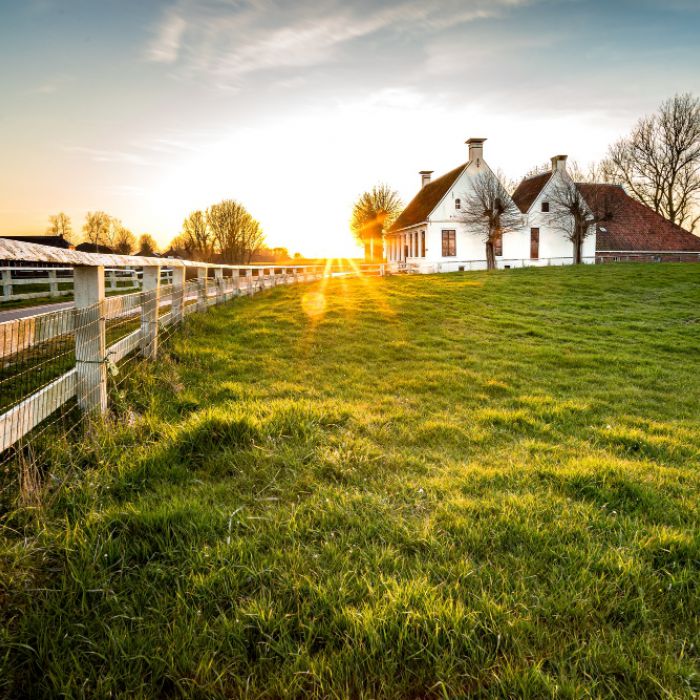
[576,183,700,252]
[388,163,467,232]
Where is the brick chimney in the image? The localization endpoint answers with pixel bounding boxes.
[551,154,568,172]
[466,138,486,164]
[419,170,433,188]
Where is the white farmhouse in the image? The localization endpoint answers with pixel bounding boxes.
[385,139,595,272]
[509,155,596,264]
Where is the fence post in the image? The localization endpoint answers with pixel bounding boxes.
[214,267,224,304]
[74,266,107,415]
[48,270,59,297]
[197,268,208,311]
[140,265,161,359]
[2,269,12,299]
[171,267,185,323]
[247,269,254,294]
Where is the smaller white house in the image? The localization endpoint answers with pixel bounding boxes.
[385,139,596,272]
[508,155,596,264]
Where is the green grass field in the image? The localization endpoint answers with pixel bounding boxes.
[1,264,699,698]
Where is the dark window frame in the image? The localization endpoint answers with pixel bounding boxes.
[541,201,550,213]
[442,230,456,257]
[455,198,461,210]
[530,227,540,259]
[494,234,503,257]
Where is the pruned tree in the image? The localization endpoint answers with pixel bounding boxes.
[82,211,112,250]
[604,93,700,231]
[549,179,621,263]
[138,233,158,256]
[113,224,136,254]
[207,200,264,264]
[458,171,522,270]
[180,210,215,261]
[351,184,403,261]
[47,212,73,242]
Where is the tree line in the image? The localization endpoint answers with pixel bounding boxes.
[167,200,264,264]
[47,211,159,256]
[352,93,700,267]
[44,198,268,263]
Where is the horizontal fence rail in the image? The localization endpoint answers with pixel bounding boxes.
[0,266,153,302]
[0,238,387,465]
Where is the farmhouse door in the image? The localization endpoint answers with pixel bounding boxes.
[530,228,539,259]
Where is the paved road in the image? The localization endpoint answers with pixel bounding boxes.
[0,300,74,323]
[0,291,208,324]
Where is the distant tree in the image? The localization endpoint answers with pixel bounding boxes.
[47,212,73,242]
[82,211,112,249]
[272,246,290,261]
[180,210,215,261]
[293,251,302,260]
[207,200,264,264]
[351,184,403,261]
[138,233,158,256]
[167,233,195,259]
[604,93,700,231]
[549,179,621,264]
[113,224,136,254]
[458,171,522,270]
[494,168,517,196]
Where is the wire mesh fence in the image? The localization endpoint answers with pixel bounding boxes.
[0,261,334,510]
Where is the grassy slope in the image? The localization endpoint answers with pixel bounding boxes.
[1,264,699,698]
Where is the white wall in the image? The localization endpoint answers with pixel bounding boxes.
[389,154,596,268]
[524,171,596,263]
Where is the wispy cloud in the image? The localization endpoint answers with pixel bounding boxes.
[145,0,532,86]
[63,146,152,166]
[26,74,73,96]
[147,12,187,63]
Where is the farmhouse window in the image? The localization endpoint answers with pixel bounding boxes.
[530,227,540,259]
[541,201,550,212]
[494,234,503,257]
[442,230,456,257]
[455,198,461,210]
[421,231,426,257]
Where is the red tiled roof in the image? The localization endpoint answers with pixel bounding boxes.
[511,172,551,213]
[388,163,467,232]
[576,184,700,252]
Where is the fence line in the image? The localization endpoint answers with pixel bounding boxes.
[0,266,152,302]
[0,237,370,468]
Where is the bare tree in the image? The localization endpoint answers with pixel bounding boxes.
[167,233,195,259]
[458,171,522,270]
[604,93,700,231]
[82,211,112,249]
[207,200,264,264]
[351,184,403,262]
[138,233,158,256]
[180,210,215,261]
[113,224,136,254]
[47,212,73,242]
[549,179,621,263]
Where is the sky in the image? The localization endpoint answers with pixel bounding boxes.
[1,0,699,257]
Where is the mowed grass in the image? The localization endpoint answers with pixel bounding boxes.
[1,263,699,698]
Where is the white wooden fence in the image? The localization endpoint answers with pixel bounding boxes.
[0,266,181,302]
[0,238,339,455]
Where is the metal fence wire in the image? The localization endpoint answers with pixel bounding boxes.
[0,262,332,508]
